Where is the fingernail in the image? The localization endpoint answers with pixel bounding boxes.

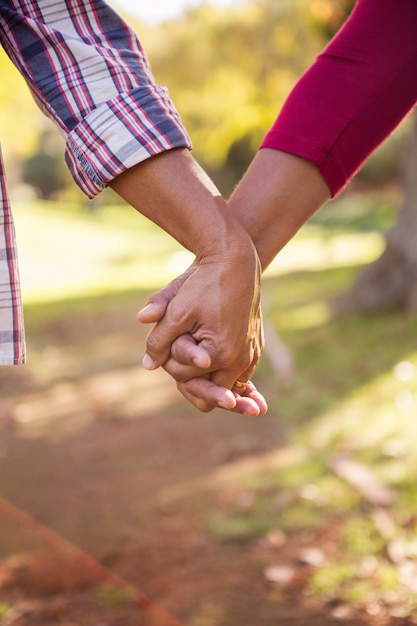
[138,303,155,316]
[218,394,236,410]
[193,355,210,368]
[218,401,234,410]
[142,354,155,370]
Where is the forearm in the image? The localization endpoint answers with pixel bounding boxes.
[229,149,331,271]
[112,147,264,416]
[110,148,258,264]
[232,0,417,271]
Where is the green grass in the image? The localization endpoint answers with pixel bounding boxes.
[12,192,390,304]
[13,198,193,302]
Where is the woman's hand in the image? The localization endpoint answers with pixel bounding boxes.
[138,252,267,416]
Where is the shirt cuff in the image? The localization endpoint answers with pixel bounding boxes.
[65,84,193,198]
[260,131,345,197]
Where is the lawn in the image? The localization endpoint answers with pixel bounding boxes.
[1,192,417,624]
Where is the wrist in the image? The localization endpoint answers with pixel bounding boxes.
[195,201,259,269]
[111,149,253,261]
[229,149,331,270]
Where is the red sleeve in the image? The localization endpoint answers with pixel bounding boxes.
[260,0,417,196]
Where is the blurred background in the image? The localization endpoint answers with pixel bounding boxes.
[0,1,416,624]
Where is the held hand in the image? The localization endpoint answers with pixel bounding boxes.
[138,248,266,415]
[171,345,268,416]
[138,284,267,417]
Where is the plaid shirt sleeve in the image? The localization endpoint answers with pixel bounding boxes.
[0,153,25,365]
[0,0,192,365]
[0,0,192,197]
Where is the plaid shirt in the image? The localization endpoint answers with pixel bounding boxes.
[0,0,191,365]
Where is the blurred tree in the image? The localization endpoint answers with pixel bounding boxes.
[308,0,355,38]
[305,0,417,313]
[22,130,68,200]
[146,0,325,194]
[0,47,40,161]
[336,111,417,313]
[22,152,65,200]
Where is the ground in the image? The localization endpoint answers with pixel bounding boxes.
[0,275,416,626]
[0,399,383,626]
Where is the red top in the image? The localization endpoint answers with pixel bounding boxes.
[260,0,417,196]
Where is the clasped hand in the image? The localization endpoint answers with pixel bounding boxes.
[138,245,267,416]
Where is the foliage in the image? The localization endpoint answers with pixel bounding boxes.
[0,0,331,195]
[146,0,325,192]
[308,0,356,39]
[22,152,67,200]
[0,46,40,160]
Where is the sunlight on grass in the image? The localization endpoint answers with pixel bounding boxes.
[265,229,384,278]
[13,200,191,303]
[306,351,417,452]
[12,199,383,304]
[272,300,331,330]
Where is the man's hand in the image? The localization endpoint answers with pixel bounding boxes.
[138,254,267,416]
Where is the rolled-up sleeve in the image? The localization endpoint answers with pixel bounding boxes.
[0,0,192,197]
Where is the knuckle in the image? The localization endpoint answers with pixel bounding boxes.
[145,331,164,357]
[165,365,194,383]
[145,332,157,352]
[176,382,215,413]
[235,351,253,373]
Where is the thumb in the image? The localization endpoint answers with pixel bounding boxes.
[138,264,198,324]
[137,288,174,324]
[142,305,196,370]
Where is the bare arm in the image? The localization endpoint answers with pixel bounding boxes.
[143,149,330,411]
[229,148,331,270]
[110,148,264,415]
[139,0,417,411]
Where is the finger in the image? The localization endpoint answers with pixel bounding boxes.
[177,378,237,412]
[138,264,198,324]
[145,333,210,379]
[176,383,216,413]
[231,395,262,417]
[142,311,194,370]
[233,381,268,416]
[171,335,211,368]
[211,370,267,417]
[163,355,210,383]
[178,378,262,417]
[137,291,172,324]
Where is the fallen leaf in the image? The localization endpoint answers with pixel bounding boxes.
[330,456,395,506]
[331,604,354,621]
[263,564,295,586]
[298,547,326,567]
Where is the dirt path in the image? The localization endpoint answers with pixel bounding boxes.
[0,297,391,626]
[0,385,383,626]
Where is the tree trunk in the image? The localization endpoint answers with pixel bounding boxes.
[335,110,417,314]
